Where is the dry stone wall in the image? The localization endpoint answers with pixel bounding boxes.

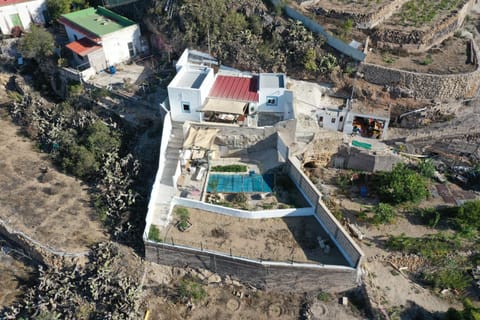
[310,0,409,29]
[362,39,480,101]
[371,0,475,53]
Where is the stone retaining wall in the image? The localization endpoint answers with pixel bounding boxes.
[145,241,359,293]
[362,38,480,101]
[310,0,409,29]
[371,0,475,53]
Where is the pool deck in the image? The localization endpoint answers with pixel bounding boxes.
[176,151,280,201]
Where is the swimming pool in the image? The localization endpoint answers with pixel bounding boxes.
[207,174,274,193]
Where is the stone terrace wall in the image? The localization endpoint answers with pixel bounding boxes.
[310,0,409,29]
[372,0,475,53]
[362,50,480,101]
[145,241,359,293]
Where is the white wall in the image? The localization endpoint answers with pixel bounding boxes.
[168,86,203,122]
[316,108,346,131]
[101,24,140,66]
[173,197,314,219]
[0,0,46,34]
[167,67,214,123]
[258,87,286,114]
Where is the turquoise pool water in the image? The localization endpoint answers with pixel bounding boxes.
[207,174,274,193]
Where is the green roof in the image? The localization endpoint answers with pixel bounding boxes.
[61,7,136,37]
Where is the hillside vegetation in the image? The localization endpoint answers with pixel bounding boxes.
[146,0,346,78]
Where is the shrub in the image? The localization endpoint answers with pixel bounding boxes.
[386,233,460,259]
[176,207,190,221]
[177,277,207,302]
[417,159,435,179]
[148,225,162,242]
[317,291,332,302]
[416,207,441,228]
[375,163,428,205]
[452,200,480,233]
[423,268,470,291]
[211,164,247,172]
[372,203,395,225]
[232,192,247,204]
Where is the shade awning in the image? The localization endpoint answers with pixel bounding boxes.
[66,38,102,56]
[201,98,248,115]
[183,127,220,149]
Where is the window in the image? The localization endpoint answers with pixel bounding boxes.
[10,14,22,28]
[182,102,190,113]
[339,116,344,122]
[319,116,323,122]
[331,118,336,123]
[128,42,135,57]
[266,96,278,106]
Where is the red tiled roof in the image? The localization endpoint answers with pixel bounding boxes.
[66,38,102,56]
[208,75,259,102]
[0,0,30,6]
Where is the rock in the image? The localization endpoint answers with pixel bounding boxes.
[232,280,242,287]
[207,274,222,284]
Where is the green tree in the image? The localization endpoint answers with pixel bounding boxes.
[47,0,71,22]
[18,25,54,61]
[445,299,480,320]
[61,144,98,179]
[303,48,318,72]
[453,200,480,233]
[340,19,354,40]
[85,121,121,160]
[375,163,429,205]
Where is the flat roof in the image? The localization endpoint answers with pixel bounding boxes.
[209,75,259,102]
[172,67,210,89]
[350,100,390,119]
[259,73,285,89]
[59,7,135,37]
[66,38,102,56]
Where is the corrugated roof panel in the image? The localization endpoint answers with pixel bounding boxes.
[65,38,102,56]
[208,75,259,102]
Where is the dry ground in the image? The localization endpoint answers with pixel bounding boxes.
[140,262,362,320]
[366,36,476,74]
[0,113,107,252]
[0,249,33,309]
[161,207,348,266]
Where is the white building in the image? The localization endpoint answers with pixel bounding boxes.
[316,100,390,139]
[167,64,215,123]
[59,6,141,75]
[167,49,294,127]
[0,0,47,35]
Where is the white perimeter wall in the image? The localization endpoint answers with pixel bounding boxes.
[172,197,314,219]
[0,0,46,34]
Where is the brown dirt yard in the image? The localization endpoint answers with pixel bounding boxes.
[0,248,33,309]
[365,36,476,74]
[161,207,349,266]
[141,262,362,320]
[0,113,107,253]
